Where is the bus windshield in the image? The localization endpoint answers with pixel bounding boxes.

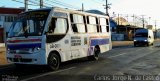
[8,9,50,37]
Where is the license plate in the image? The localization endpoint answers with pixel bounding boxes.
[14,55,22,58]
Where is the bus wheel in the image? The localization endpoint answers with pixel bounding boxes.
[48,53,60,71]
[88,47,100,61]
[152,43,154,46]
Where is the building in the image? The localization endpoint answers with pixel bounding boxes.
[0,7,25,43]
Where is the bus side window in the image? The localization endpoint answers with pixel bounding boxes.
[72,24,78,32]
[70,14,86,33]
[48,17,67,34]
[87,16,97,33]
[96,17,100,32]
[100,17,107,33]
[70,14,78,33]
[48,18,56,33]
[54,18,67,34]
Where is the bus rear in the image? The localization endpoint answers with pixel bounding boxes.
[6,8,51,65]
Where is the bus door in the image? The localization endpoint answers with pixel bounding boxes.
[47,13,71,61]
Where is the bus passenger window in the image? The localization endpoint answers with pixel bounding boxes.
[100,18,107,32]
[70,14,86,33]
[87,16,97,33]
[48,18,56,33]
[72,24,78,32]
[54,18,67,34]
[48,18,67,34]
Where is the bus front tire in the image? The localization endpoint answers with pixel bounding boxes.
[48,53,60,71]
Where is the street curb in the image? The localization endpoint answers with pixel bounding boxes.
[0,43,5,48]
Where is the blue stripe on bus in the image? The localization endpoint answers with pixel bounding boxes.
[90,38,109,46]
[7,43,41,50]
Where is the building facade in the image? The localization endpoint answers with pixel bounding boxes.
[0,7,24,43]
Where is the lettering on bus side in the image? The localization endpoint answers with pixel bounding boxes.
[50,44,60,48]
[71,36,81,46]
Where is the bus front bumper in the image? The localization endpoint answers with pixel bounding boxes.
[7,51,47,65]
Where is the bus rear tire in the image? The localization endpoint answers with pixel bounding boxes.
[48,53,60,71]
[88,47,100,61]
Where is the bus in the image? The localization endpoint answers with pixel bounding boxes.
[6,7,112,70]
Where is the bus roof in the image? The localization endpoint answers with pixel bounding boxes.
[52,7,109,18]
[22,7,109,18]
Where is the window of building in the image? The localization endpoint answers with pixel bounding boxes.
[4,16,17,22]
[70,14,86,33]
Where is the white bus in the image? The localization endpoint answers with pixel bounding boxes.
[6,7,112,70]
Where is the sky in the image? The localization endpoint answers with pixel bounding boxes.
[0,0,160,26]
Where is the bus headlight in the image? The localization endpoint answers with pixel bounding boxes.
[36,47,41,50]
[7,48,10,51]
[32,47,41,52]
[144,40,147,41]
[134,40,137,41]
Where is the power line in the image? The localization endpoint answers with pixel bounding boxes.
[92,0,104,5]
[12,0,23,4]
[46,0,80,9]
[34,0,55,7]
[28,0,47,7]
[11,0,39,6]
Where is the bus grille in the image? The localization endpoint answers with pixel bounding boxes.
[8,58,32,62]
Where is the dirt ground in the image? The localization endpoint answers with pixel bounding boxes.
[0,47,7,65]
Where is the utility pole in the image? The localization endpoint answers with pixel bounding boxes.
[82,3,84,12]
[132,14,135,26]
[103,0,111,16]
[40,0,43,8]
[106,0,108,15]
[141,15,145,28]
[148,17,151,25]
[118,14,120,25]
[25,0,28,11]
[155,20,157,38]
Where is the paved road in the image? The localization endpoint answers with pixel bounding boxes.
[1,41,160,81]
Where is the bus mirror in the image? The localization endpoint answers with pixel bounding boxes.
[6,32,8,37]
[45,32,48,35]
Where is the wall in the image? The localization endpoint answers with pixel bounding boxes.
[111,33,124,41]
[0,28,4,43]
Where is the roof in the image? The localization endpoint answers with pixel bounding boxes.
[0,7,25,14]
[85,10,106,15]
